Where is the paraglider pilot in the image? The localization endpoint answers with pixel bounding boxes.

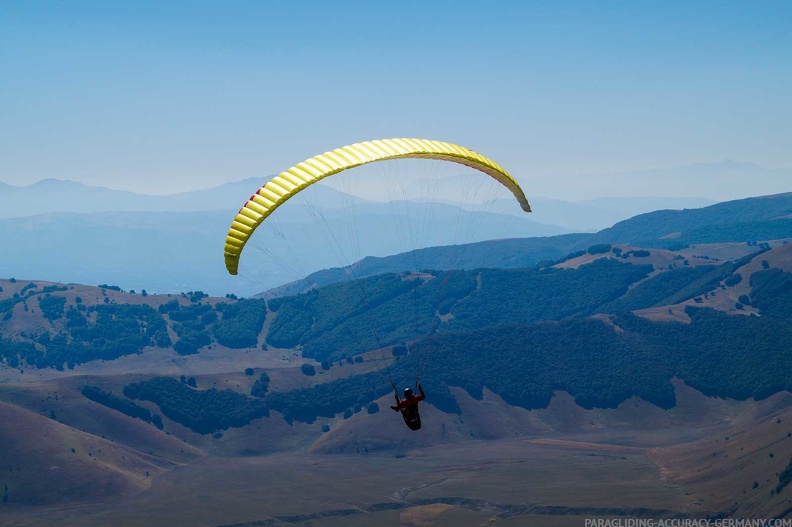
[391,384,425,431]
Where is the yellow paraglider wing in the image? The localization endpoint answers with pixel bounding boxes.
[224,138,531,275]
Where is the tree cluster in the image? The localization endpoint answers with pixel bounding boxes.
[124,376,269,434]
[81,385,163,429]
[214,299,267,348]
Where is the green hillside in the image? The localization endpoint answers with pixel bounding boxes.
[0,283,268,370]
[267,296,792,424]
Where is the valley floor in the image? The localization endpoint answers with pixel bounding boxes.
[1,433,706,527]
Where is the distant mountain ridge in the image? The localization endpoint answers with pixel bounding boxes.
[1,177,715,231]
[262,193,792,297]
[588,192,792,248]
[1,179,790,297]
[0,206,565,297]
[0,177,373,218]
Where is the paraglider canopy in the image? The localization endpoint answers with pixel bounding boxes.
[223,138,531,275]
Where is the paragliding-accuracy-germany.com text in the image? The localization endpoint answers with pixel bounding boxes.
[584,519,792,527]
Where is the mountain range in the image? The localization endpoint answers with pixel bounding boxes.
[1,177,719,297]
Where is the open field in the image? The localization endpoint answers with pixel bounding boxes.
[0,434,704,527]
[3,379,788,525]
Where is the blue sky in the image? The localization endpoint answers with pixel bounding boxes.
[1,1,790,196]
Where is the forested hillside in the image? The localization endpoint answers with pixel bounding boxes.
[1,237,791,437]
[0,281,268,370]
[0,240,786,374]
[267,258,654,361]
[2,194,792,439]
[266,297,792,424]
[0,254,668,369]
[111,260,792,431]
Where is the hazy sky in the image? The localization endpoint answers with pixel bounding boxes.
[1,1,790,197]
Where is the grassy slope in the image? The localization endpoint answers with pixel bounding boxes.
[0,401,175,508]
[11,387,792,526]
[650,398,792,518]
